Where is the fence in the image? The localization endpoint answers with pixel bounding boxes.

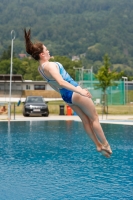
[75,69,125,105]
[78,80,125,105]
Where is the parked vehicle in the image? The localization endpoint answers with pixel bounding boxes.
[23,96,49,117]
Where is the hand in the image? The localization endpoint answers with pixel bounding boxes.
[79,88,92,98]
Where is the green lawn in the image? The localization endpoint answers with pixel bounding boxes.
[95,105,133,115]
[2,100,133,115]
[13,101,133,115]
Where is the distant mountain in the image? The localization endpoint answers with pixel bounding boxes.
[0,0,133,75]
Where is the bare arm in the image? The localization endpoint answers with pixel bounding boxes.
[48,62,92,98]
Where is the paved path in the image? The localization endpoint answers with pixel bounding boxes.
[0,114,133,125]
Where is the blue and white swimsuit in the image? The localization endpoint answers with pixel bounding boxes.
[38,62,79,104]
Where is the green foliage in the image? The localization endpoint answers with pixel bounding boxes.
[95,54,124,113]
[0,55,81,80]
[0,60,10,74]
[1,0,133,77]
[95,54,123,93]
[0,46,12,60]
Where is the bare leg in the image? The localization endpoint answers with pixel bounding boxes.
[72,89,112,154]
[70,104,111,158]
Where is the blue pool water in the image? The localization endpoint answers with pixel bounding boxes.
[0,120,133,200]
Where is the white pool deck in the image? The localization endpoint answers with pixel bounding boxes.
[0,114,133,125]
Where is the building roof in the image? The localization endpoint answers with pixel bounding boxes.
[19,54,27,58]
[0,74,23,82]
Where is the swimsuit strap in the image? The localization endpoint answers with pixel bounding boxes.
[38,66,50,82]
[38,63,56,82]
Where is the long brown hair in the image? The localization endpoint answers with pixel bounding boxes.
[24,28,43,61]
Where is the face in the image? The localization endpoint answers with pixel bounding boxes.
[41,45,50,60]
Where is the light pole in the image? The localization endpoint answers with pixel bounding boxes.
[122,76,128,105]
[73,66,84,86]
[73,66,93,88]
[8,30,16,121]
[82,66,93,89]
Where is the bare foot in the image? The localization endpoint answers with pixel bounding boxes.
[102,143,112,155]
[97,143,112,158]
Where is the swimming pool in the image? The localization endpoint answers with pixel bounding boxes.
[0,121,133,200]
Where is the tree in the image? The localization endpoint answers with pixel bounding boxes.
[95,54,123,114]
[0,46,15,60]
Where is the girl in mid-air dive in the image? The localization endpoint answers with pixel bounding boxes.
[24,29,112,158]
